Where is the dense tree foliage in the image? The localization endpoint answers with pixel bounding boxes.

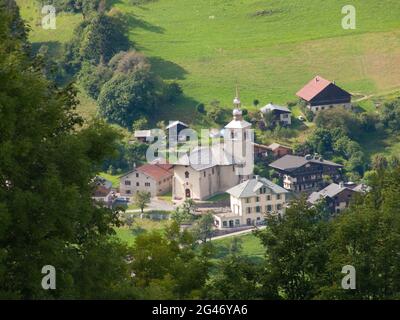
[0,7,135,298]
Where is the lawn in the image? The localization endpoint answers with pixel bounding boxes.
[206,192,230,203]
[99,172,121,188]
[212,233,265,263]
[115,216,171,246]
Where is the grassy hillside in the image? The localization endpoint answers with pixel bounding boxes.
[18,0,400,122]
[112,0,400,119]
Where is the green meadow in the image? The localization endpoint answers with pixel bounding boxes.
[18,0,400,122]
[111,0,400,120]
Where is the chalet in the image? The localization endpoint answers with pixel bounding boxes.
[213,175,289,229]
[120,163,173,197]
[296,76,351,113]
[269,154,343,193]
[267,143,292,158]
[166,120,189,142]
[308,182,369,214]
[260,103,292,126]
[253,143,292,160]
[134,130,152,143]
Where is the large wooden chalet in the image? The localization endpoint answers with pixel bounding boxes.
[296,76,352,113]
[269,154,343,193]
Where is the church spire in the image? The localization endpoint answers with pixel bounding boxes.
[233,84,241,108]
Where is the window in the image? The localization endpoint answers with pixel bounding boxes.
[212,168,214,175]
[203,171,206,177]
[256,206,261,213]
[185,171,189,179]
[124,180,131,186]
[277,204,282,210]
[136,173,139,178]
[257,217,261,221]
[267,195,271,201]
[256,197,260,202]
[235,219,240,226]
[145,182,151,187]
[246,207,251,214]
[277,194,281,200]
[126,190,131,194]
[267,205,272,212]
[136,182,139,187]
[246,198,250,203]
[223,221,227,227]
[231,131,234,139]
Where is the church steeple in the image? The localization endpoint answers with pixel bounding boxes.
[233,85,243,121]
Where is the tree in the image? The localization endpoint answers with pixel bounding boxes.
[0,9,134,299]
[204,237,270,300]
[78,61,113,99]
[109,50,150,74]
[319,166,400,299]
[98,70,157,127]
[192,211,215,243]
[132,117,148,132]
[134,191,151,213]
[64,12,130,73]
[255,198,331,299]
[130,222,212,299]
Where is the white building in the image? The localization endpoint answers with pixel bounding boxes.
[213,175,289,229]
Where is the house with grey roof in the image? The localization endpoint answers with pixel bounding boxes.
[213,175,289,229]
[260,103,292,126]
[308,182,368,214]
[269,154,343,193]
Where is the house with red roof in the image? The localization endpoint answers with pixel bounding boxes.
[296,76,352,113]
[119,163,173,197]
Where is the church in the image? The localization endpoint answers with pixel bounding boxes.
[172,92,254,201]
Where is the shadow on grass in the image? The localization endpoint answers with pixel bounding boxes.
[124,12,165,34]
[149,56,188,80]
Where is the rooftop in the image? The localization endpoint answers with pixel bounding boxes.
[226,176,288,198]
[173,143,236,171]
[260,103,291,114]
[166,120,189,130]
[269,154,342,172]
[296,75,332,102]
[308,182,367,204]
[134,130,152,138]
[121,163,173,181]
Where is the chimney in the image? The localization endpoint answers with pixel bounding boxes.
[339,182,344,188]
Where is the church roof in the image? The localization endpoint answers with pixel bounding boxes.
[225,119,252,129]
[227,176,288,198]
[174,144,236,171]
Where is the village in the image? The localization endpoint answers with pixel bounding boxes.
[93,75,369,237]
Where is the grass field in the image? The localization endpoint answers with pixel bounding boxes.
[110,0,400,121]
[18,0,400,123]
[212,233,265,263]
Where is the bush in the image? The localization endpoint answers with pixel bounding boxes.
[196,103,206,114]
[78,62,113,99]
